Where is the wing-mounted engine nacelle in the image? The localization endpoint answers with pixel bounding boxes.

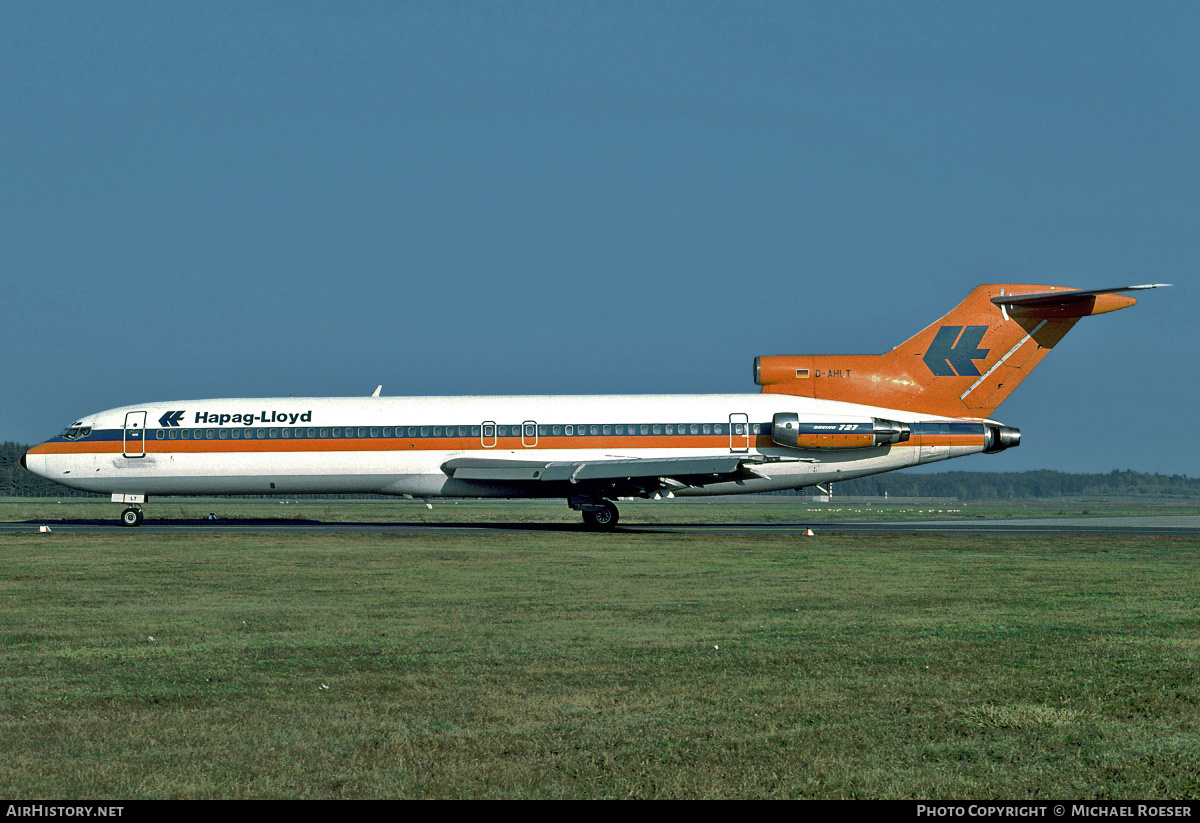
[983,424,1021,454]
[771,413,911,450]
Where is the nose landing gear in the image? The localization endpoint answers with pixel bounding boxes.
[120,507,144,527]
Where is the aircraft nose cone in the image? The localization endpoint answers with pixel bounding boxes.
[20,452,27,469]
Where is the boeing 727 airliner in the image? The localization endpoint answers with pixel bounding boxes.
[22,283,1166,528]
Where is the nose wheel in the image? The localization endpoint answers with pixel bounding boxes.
[120,507,144,527]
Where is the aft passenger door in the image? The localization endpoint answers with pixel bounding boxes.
[123,411,147,458]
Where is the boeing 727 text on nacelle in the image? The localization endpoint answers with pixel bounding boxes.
[23,283,1166,528]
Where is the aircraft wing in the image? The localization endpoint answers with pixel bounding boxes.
[442,453,813,491]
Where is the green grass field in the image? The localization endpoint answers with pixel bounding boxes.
[1,527,1198,798]
[2,495,1197,527]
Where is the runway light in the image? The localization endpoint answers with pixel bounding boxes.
[37,525,51,533]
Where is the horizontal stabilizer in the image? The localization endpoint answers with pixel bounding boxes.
[992,284,1170,317]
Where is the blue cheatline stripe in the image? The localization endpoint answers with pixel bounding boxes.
[50,420,781,443]
[47,420,988,444]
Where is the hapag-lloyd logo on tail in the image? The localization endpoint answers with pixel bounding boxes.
[923,326,991,377]
[158,410,313,427]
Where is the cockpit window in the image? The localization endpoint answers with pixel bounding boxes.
[59,424,92,441]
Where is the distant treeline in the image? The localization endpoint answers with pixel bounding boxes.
[2,441,1197,500]
[832,469,1200,500]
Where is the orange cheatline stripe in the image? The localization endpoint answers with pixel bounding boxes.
[34,435,745,453]
[25,433,976,456]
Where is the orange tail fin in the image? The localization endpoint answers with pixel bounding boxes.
[755,284,1166,418]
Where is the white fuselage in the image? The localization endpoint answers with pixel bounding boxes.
[25,393,991,499]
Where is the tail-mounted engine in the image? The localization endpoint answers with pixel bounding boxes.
[983,424,1021,453]
[771,413,910,450]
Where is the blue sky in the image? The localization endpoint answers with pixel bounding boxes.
[2,2,1195,475]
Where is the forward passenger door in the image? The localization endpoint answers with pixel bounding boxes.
[123,411,147,458]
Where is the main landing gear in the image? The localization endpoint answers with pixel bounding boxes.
[120,507,144,527]
[574,498,620,531]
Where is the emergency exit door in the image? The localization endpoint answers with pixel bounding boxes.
[729,413,750,452]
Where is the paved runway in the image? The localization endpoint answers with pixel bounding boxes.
[3,515,1199,537]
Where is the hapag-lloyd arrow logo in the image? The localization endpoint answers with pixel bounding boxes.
[158,410,185,427]
[923,326,990,377]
